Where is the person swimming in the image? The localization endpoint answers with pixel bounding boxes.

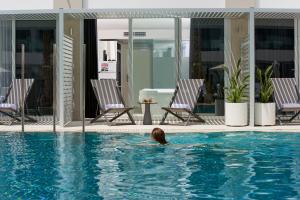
[151,128,168,145]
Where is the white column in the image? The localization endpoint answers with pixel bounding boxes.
[248,9,255,127]
[58,8,65,126]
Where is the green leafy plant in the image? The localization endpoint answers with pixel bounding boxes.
[224,59,249,103]
[257,65,273,103]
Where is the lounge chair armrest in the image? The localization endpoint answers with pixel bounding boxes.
[0,96,5,103]
[168,86,178,106]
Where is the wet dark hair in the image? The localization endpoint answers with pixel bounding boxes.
[151,128,167,145]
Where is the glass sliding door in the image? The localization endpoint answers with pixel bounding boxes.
[181,18,224,115]
[16,20,56,126]
[255,19,294,78]
[89,19,130,125]
[97,19,129,105]
[180,18,191,80]
[132,18,176,114]
[0,20,15,126]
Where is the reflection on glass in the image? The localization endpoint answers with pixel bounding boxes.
[181,18,224,114]
[0,20,13,123]
[132,19,176,112]
[16,20,55,123]
[255,19,294,78]
[97,19,129,106]
[0,21,12,96]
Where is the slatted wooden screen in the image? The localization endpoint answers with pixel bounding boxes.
[63,35,74,125]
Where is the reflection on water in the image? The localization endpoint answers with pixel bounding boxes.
[0,132,300,199]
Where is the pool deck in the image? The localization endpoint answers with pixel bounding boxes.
[1,122,300,133]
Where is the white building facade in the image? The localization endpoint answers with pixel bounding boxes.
[0,0,300,130]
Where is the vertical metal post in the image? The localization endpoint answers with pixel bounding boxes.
[294,18,299,87]
[82,44,86,133]
[53,44,57,132]
[128,18,134,106]
[295,19,300,120]
[223,18,231,90]
[79,18,84,126]
[21,44,25,132]
[12,20,16,80]
[249,9,255,127]
[175,18,182,81]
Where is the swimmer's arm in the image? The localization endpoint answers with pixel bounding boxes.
[139,139,152,143]
[134,143,160,147]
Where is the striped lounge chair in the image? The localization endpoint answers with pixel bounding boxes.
[0,79,36,125]
[160,79,205,125]
[271,78,300,123]
[90,79,135,125]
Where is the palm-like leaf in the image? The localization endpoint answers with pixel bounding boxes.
[257,65,273,103]
[224,59,249,103]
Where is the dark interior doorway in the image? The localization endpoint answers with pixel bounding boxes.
[84,19,98,118]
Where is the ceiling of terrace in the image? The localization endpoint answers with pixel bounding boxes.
[64,8,247,19]
[0,10,58,20]
[2,8,300,21]
[255,9,300,18]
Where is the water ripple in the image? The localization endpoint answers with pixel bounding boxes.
[0,131,299,199]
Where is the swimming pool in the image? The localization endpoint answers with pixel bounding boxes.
[0,131,299,199]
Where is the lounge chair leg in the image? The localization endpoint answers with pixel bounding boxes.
[278,118,283,125]
[0,110,21,124]
[90,112,106,123]
[160,112,168,125]
[165,109,185,122]
[185,114,191,126]
[126,111,136,125]
[24,115,37,122]
[190,112,205,123]
[289,111,300,122]
[109,109,131,122]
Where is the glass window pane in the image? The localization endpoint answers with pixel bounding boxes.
[16,20,56,127]
[132,18,176,114]
[255,19,294,78]
[0,20,15,126]
[181,18,224,115]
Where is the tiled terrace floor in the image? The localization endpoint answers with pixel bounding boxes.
[1,114,300,133]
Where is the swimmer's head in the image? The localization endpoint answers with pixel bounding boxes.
[151,128,167,145]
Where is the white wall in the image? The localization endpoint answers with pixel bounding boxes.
[87,0,225,9]
[0,0,53,10]
[97,19,190,40]
[2,0,300,11]
[3,0,300,11]
[256,0,300,8]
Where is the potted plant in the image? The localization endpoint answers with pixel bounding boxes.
[224,59,249,126]
[255,65,275,126]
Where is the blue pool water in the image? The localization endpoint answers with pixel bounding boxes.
[0,131,300,200]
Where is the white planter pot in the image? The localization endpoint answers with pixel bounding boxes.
[255,102,276,126]
[225,102,248,126]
